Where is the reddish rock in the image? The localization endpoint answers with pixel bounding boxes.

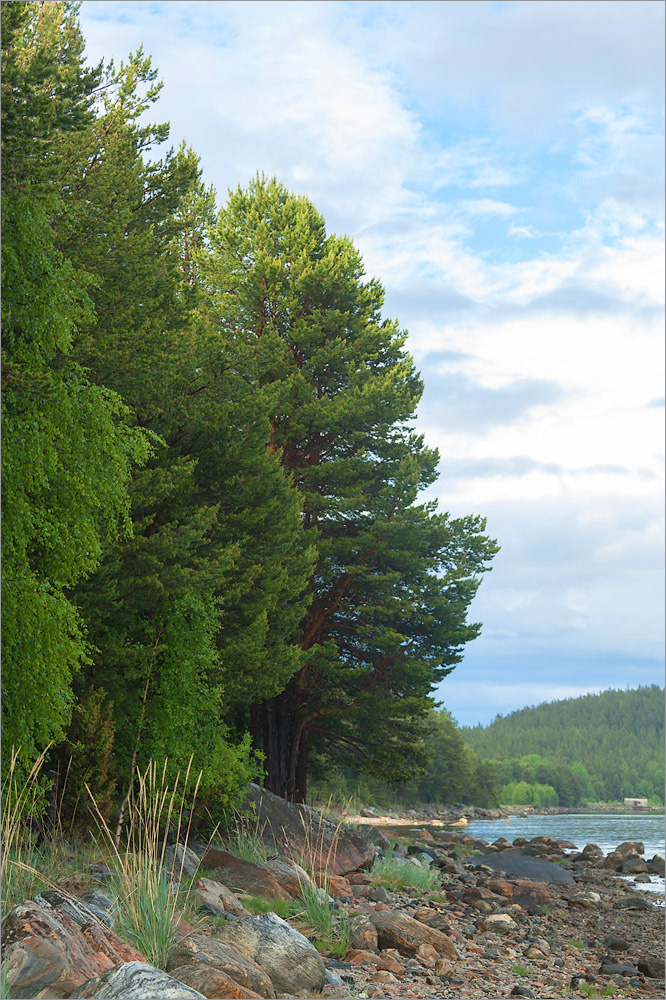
[415,942,439,968]
[169,964,262,999]
[348,872,372,885]
[348,913,379,951]
[259,857,318,897]
[200,850,292,902]
[369,909,458,961]
[1,901,145,999]
[166,934,275,997]
[485,877,552,908]
[314,872,353,898]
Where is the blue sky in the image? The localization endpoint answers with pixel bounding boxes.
[79,1,664,726]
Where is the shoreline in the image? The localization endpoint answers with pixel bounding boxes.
[346,805,665,827]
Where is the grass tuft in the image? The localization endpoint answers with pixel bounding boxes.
[370,854,441,892]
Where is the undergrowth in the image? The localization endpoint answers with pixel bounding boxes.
[370,854,441,892]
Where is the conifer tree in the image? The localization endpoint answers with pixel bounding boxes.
[206,176,499,801]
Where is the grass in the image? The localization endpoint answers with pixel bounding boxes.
[89,757,202,969]
[571,937,585,949]
[298,877,350,958]
[510,964,530,976]
[240,894,298,919]
[370,854,441,892]
[223,814,270,864]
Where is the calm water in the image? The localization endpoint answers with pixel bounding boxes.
[386,812,666,902]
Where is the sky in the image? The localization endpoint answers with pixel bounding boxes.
[79,0,665,727]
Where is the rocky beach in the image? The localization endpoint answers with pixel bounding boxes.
[2,786,664,1000]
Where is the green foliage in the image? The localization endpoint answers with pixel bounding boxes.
[462,687,665,805]
[1,2,151,772]
[241,895,297,918]
[298,879,351,958]
[58,688,117,829]
[511,964,530,976]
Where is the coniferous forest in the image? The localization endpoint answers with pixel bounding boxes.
[461,686,665,807]
[1,2,500,823]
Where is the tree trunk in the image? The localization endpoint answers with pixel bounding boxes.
[251,680,307,802]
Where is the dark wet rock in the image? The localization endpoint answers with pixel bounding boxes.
[469,851,575,885]
[614,894,655,910]
[69,962,207,998]
[510,987,535,998]
[621,855,648,874]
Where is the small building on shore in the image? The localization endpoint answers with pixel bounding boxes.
[623,796,649,808]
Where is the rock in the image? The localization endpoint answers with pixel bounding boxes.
[168,965,262,998]
[212,911,327,995]
[368,886,394,903]
[259,856,320,898]
[510,987,535,998]
[604,936,630,951]
[478,913,519,934]
[417,829,435,842]
[371,969,399,984]
[615,841,644,857]
[614,894,654,910]
[637,956,665,978]
[634,872,652,882]
[163,843,202,879]
[238,783,376,874]
[413,909,452,936]
[347,872,372,885]
[325,968,346,988]
[69,962,206,998]
[78,891,116,924]
[166,934,275,997]
[1,901,145,1000]
[568,890,602,909]
[34,890,114,929]
[434,957,453,976]
[348,913,379,951]
[415,942,439,968]
[363,826,391,849]
[647,854,665,875]
[485,877,552,908]
[621,856,648,874]
[601,851,624,871]
[314,872,353,898]
[470,852,574,885]
[360,806,379,817]
[190,877,251,919]
[598,960,641,977]
[200,849,292,902]
[369,909,458,961]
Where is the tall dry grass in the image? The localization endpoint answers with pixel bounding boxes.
[88,757,203,969]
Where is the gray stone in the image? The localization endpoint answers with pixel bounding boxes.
[647,854,665,876]
[325,968,346,987]
[469,852,574,885]
[637,956,665,978]
[34,891,114,929]
[163,843,202,879]
[166,934,274,996]
[238,783,376,875]
[598,961,640,977]
[69,961,206,998]
[212,911,326,995]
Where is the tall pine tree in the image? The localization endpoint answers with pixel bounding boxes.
[206,176,498,801]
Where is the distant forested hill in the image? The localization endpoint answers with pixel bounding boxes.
[460,686,665,805]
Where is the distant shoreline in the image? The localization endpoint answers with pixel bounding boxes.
[346,804,665,827]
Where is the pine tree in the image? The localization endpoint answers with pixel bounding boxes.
[206,176,499,801]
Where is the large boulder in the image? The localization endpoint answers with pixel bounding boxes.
[200,849,292,902]
[485,877,552,908]
[1,901,146,999]
[166,934,275,997]
[239,783,376,875]
[212,911,327,995]
[470,852,574,885]
[369,910,458,961]
[69,962,206,998]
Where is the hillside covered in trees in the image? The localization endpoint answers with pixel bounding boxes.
[461,686,665,806]
[1,1,498,825]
